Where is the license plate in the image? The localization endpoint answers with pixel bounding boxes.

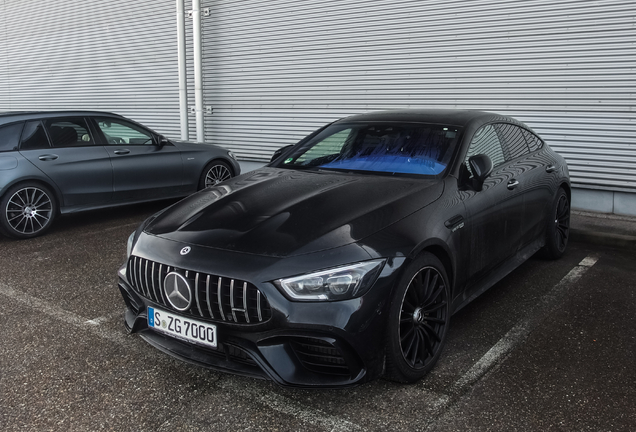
[148,306,217,349]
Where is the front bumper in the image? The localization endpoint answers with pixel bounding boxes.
[117,235,403,388]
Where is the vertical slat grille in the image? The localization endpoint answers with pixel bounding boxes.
[126,256,271,324]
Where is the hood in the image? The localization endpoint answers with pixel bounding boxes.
[146,167,443,257]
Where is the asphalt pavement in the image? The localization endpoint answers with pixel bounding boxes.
[0,202,634,431]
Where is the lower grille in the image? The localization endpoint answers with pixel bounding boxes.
[291,337,351,376]
[226,344,258,366]
[127,255,272,324]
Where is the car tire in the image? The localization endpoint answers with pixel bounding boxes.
[0,182,57,239]
[198,160,233,190]
[385,252,451,383]
[542,188,570,260]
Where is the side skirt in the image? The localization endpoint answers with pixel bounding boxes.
[450,238,544,315]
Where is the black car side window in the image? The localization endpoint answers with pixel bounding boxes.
[20,121,51,150]
[44,118,93,147]
[465,124,505,176]
[494,123,530,161]
[94,118,154,145]
[522,129,544,152]
[0,122,24,152]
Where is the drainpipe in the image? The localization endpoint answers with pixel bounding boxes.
[192,0,204,142]
[176,0,189,140]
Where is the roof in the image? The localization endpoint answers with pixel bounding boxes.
[336,109,526,129]
[0,110,123,125]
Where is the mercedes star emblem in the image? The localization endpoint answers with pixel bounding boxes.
[180,246,191,255]
[163,272,192,311]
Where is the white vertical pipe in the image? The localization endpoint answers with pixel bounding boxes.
[192,0,204,142]
[176,0,189,141]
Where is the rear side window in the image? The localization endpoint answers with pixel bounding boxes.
[20,121,50,150]
[44,118,93,147]
[522,129,544,152]
[494,123,529,161]
[0,122,24,152]
[465,124,505,175]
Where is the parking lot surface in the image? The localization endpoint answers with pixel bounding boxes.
[1,201,634,431]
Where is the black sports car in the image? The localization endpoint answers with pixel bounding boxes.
[118,110,570,388]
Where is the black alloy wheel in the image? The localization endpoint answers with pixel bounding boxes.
[199,160,233,189]
[542,188,570,259]
[0,183,57,239]
[385,253,450,383]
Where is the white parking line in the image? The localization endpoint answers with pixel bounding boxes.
[217,378,366,432]
[0,283,133,348]
[86,311,122,325]
[0,282,365,432]
[451,254,599,393]
[0,255,598,432]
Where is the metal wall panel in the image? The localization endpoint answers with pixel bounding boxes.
[202,0,636,191]
[0,0,181,139]
[0,3,8,107]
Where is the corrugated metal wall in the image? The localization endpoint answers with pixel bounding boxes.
[0,3,7,105]
[202,0,636,192]
[0,0,181,139]
[1,0,634,193]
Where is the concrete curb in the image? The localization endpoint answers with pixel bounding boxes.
[570,210,636,250]
[570,228,636,250]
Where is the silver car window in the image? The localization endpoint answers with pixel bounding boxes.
[20,121,50,150]
[0,122,24,152]
[95,118,153,145]
[44,118,93,147]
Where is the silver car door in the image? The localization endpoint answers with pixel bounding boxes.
[18,119,113,209]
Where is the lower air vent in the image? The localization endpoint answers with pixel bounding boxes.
[119,284,142,315]
[126,256,272,324]
[226,344,258,366]
[291,337,351,376]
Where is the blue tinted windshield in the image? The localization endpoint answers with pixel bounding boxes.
[281,122,461,176]
[320,155,447,175]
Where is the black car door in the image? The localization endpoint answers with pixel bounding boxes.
[520,129,558,243]
[93,117,185,202]
[18,118,113,208]
[495,123,555,249]
[460,124,525,282]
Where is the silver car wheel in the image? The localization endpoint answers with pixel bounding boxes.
[5,186,54,235]
[204,163,232,187]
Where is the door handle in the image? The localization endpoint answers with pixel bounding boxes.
[444,214,465,232]
[507,179,520,190]
[38,154,59,161]
[113,149,130,155]
[545,164,557,173]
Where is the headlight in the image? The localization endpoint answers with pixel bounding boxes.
[276,259,385,301]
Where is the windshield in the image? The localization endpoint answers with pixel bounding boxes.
[276,122,462,177]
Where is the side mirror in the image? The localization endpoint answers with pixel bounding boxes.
[157,135,169,148]
[468,154,493,191]
[270,145,294,163]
